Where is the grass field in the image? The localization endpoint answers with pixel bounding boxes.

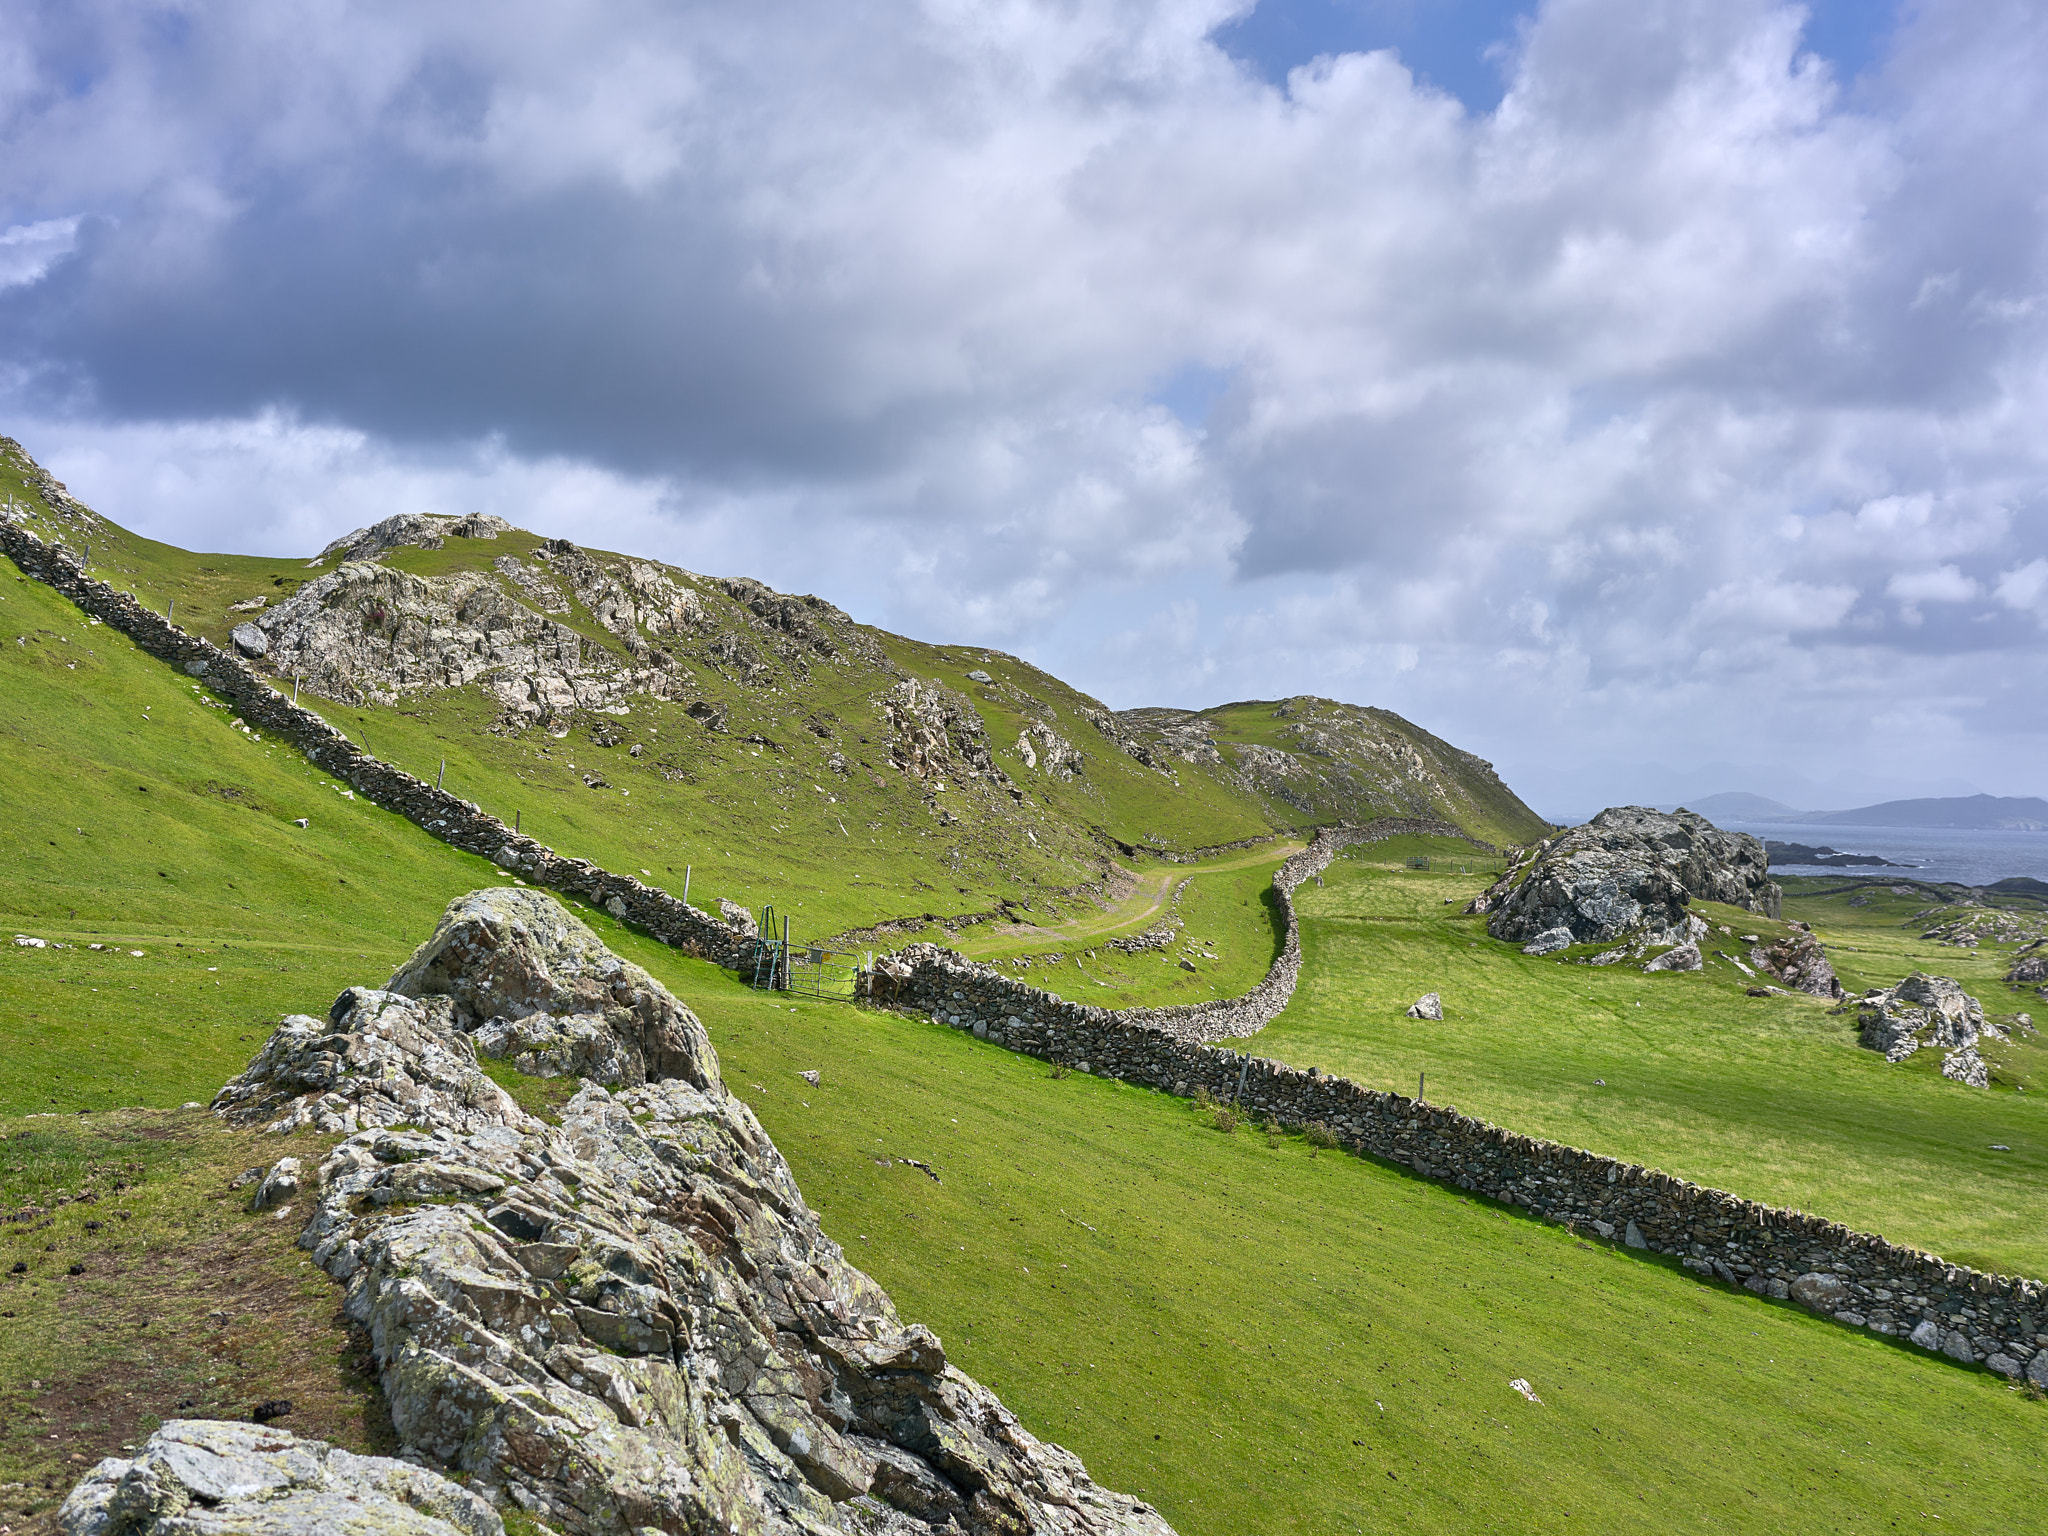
[698,976,2048,1536]
[5,543,2047,1532]
[1254,841,2048,1278]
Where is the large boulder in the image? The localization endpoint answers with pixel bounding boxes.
[1855,972,1998,1088]
[191,888,1172,1536]
[60,1418,502,1536]
[1749,924,1844,999]
[1473,806,1780,949]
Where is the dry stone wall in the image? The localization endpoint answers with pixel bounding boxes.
[881,851,2048,1384]
[0,511,754,971]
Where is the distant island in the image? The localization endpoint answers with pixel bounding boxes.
[1800,794,2048,831]
[1764,840,1907,869]
[1678,791,2048,831]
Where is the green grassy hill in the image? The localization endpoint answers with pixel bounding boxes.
[3,570,2044,1533]
[0,436,1546,957]
[4,439,2047,1532]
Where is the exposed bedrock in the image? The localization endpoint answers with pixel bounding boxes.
[1473,806,1781,949]
[201,888,1172,1536]
[61,1418,504,1536]
[1854,972,2000,1088]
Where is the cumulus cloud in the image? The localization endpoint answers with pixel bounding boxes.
[2,0,2046,801]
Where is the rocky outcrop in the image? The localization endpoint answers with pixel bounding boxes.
[2008,940,2048,985]
[245,550,701,717]
[207,888,1171,1536]
[1750,924,1844,999]
[1855,973,2000,1087]
[61,1419,504,1536]
[319,511,515,564]
[1473,807,1780,951]
[879,678,1015,793]
[1016,721,1085,780]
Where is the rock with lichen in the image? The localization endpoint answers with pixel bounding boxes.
[196,887,1173,1536]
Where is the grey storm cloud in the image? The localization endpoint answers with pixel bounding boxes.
[3,0,2047,805]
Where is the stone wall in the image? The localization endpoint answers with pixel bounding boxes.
[878,819,1489,1045]
[884,946,2048,1382]
[0,508,753,970]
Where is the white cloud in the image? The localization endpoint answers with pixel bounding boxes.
[2,0,2046,796]
[1996,558,2048,616]
[0,217,79,289]
[1887,565,1979,604]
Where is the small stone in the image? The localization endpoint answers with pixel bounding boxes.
[1406,992,1444,1021]
[799,1069,821,1086]
[1522,927,1574,957]
[1624,1220,1647,1249]
[229,621,270,658]
[1643,942,1703,973]
[1985,1353,2022,1379]
[292,817,309,828]
[1941,1328,1976,1363]
[2027,1351,2048,1388]
[249,1156,302,1212]
[1790,1272,1852,1313]
[1910,1318,1943,1350]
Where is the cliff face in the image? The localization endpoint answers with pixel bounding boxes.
[209,888,1175,1536]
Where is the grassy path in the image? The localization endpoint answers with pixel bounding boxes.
[986,841,1301,947]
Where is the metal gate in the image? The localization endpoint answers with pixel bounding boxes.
[747,903,864,1001]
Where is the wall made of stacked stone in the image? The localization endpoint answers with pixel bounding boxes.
[0,514,751,970]
[885,846,2048,1378]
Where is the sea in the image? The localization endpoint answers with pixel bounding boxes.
[1718,821,2048,888]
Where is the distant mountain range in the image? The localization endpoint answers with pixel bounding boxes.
[1677,792,2048,832]
[1686,791,1805,821]
[1801,795,2048,831]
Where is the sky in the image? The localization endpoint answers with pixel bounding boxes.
[3,0,2046,817]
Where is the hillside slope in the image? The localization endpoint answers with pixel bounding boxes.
[3,511,2042,1536]
[0,437,1545,943]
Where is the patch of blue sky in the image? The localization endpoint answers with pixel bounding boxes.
[1211,0,1902,115]
[1148,363,1238,431]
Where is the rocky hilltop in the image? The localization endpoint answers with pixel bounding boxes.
[1471,807,1781,961]
[190,888,1172,1536]
[1116,697,1533,846]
